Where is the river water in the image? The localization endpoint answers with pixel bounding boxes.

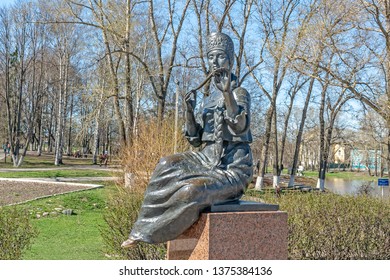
[325,178,390,198]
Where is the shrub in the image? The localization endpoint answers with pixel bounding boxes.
[102,117,191,259]
[248,191,390,259]
[119,116,188,192]
[0,207,38,260]
[101,186,166,260]
[357,182,374,196]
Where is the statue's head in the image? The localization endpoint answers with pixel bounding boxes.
[206,32,234,72]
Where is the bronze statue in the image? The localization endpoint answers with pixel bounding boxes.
[122,32,253,248]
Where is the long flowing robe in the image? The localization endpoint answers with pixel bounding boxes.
[129,87,253,244]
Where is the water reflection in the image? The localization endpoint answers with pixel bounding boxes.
[325,178,390,198]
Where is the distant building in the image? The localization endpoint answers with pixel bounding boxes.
[333,144,346,164]
[350,148,381,170]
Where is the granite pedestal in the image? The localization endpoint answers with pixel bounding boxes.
[167,201,288,260]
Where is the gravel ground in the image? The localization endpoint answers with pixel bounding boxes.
[0,178,102,206]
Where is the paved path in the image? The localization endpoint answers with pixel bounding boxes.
[0,165,121,172]
[17,176,120,182]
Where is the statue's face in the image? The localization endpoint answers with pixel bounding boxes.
[207,49,230,72]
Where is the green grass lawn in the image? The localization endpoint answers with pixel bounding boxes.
[0,169,118,178]
[0,154,121,260]
[0,153,87,167]
[17,184,116,260]
[303,170,380,180]
[23,211,108,260]
[280,167,379,180]
[0,152,119,168]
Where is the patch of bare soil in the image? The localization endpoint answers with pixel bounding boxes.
[0,179,101,206]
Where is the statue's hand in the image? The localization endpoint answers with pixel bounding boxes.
[185,90,196,112]
[214,69,231,93]
[184,90,198,135]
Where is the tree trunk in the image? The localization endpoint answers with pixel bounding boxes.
[66,93,74,156]
[255,106,274,190]
[37,122,44,156]
[133,68,143,136]
[380,141,384,177]
[102,29,127,146]
[156,88,166,123]
[317,118,334,191]
[288,77,315,187]
[272,102,280,188]
[375,147,378,177]
[54,54,67,166]
[4,17,14,166]
[92,119,100,165]
[36,87,45,156]
[15,130,33,167]
[92,87,105,165]
[48,104,54,153]
[279,79,303,182]
[125,0,133,146]
[387,120,390,176]
[316,159,327,191]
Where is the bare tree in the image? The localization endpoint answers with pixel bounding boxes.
[0,3,48,166]
[295,0,390,173]
[289,0,357,187]
[317,85,353,190]
[280,75,309,176]
[47,19,81,165]
[251,0,302,189]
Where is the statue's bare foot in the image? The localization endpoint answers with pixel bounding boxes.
[121,238,138,248]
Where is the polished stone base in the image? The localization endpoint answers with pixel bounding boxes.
[167,210,288,260]
[211,200,279,212]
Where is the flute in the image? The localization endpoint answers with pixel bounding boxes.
[189,68,226,94]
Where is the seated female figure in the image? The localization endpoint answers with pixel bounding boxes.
[122,32,253,247]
